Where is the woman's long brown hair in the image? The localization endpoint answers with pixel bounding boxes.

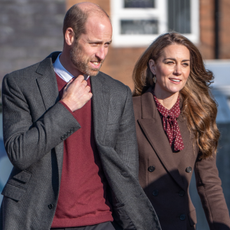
[133,32,220,159]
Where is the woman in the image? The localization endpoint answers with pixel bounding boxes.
[132,32,230,230]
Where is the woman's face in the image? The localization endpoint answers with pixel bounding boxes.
[149,44,190,99]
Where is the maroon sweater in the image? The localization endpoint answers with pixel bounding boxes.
[51,75,113,228]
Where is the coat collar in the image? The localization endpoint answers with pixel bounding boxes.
[137,88,195,189]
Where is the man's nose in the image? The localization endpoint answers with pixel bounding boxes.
[96,46,107,60]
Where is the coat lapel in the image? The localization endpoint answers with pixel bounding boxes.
[36,52,60,110]
[90,73,110,145]
[35,52,64,179]
[137,90,187,189]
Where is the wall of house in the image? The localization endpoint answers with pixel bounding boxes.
[198,0,215,59]
[0,0,66,88]
[219,0,230,59]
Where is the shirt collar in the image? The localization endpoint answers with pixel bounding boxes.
[53,53,90,82]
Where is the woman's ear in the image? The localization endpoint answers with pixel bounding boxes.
[65,27,75,46]
[149,59,156,75]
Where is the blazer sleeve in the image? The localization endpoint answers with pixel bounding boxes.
[2,73,81,170]
[114,86,139,180]
[194,152,230,230]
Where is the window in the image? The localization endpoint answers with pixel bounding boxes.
[110,0,199,47]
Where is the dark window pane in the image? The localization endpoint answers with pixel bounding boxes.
[121,20,158,34]
[168,0,191,33]
[124,0,155,8]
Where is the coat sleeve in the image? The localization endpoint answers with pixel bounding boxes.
[114,85,139,180]
[194,152,230,230]
[2,73,81,170]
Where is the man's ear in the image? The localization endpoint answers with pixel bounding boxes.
[65,27,75,46]
[149,59,156,75]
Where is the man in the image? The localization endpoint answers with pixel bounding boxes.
[0,2,161,230]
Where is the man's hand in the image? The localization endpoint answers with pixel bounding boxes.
[61,75,92,112]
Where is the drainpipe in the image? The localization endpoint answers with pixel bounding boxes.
[214,0,219,59]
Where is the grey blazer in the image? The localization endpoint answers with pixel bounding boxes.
[0,52,161,230]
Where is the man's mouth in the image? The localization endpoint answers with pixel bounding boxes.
[90,59,104,70]
[92,61,100,66]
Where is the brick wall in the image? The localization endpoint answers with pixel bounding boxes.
[0,0,66,85]
[219,0,230,59]
[198,0,215,59]
[199,0,230,60]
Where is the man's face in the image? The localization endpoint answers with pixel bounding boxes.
[70,15,112,76]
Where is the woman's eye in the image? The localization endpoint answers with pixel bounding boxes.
[183,63,189,66]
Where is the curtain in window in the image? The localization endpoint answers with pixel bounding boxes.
[168,0,191,33]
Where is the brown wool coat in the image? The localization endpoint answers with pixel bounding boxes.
[133,88,230,230]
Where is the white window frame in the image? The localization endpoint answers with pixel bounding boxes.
[110,0,199,47]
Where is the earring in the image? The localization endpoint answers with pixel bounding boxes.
[153,75,157,84]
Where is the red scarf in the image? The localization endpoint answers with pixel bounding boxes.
[153,95,184,152]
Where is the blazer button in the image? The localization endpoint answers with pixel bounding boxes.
[152,190,159,196]
[48,204,54,209]
[178,190,185,197]
[148,166,155,172]
[185,166,192,173]
[180,214,186,221]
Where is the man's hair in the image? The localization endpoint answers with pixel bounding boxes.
[63,4,110,42]
[63,5,87,42]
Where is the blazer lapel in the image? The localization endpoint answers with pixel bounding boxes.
[90,73,110,145]
[36,53,60,110]
[35,53,64,178]
[137,90,186,190]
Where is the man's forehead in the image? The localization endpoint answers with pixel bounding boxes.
[85,15,111,31]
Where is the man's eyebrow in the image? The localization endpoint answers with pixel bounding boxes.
[88,40,112,44]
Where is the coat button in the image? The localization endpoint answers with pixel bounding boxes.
[180,214,186,221]
[48,204,54,209]
[152,190,159,196]
[148,166,155,172]
[178,190,185,197]
[185,166,192,173]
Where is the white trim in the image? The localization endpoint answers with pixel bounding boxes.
[110,0,199,47]
[190,0,200,44]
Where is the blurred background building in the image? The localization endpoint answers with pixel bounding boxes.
[0,1,230,229]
